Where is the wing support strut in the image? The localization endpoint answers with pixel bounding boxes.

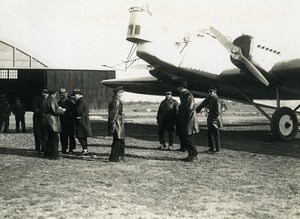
[238,89,272,121]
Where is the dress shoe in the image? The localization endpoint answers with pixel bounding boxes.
[82,149,88,155]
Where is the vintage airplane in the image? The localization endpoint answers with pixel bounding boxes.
[102,6,300,141]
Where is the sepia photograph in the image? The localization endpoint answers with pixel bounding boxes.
[0,0,300,218]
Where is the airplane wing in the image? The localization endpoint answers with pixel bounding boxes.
[102,75,177,96]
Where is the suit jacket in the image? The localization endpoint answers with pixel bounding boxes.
[108,96,125,139]
[196,94,223,128]
[157,98,178,130]
[177,89,199,135]
[74,97,92,138]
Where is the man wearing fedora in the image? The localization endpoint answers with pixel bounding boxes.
[58,88,76,154]
[176,81,199,162]
[196,87,223,154]
[72,88,92,155]
[156,91,178,150]
[108,86,126,162]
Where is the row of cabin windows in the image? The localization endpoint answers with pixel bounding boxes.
[0,70,18,79]
[257,45,281,54]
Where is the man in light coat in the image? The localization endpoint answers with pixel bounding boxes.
[108,86,126,162]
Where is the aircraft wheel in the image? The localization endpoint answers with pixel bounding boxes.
[271,107,298,141]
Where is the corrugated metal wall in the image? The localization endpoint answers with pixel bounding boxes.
[46,69,115,110]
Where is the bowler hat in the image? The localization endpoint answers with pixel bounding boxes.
[72,88,82,95]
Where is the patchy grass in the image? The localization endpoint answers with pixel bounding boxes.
[0,118,300,218]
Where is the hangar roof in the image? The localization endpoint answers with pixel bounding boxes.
[0,39,48,68]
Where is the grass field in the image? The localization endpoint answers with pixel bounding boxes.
[0,104,300,218]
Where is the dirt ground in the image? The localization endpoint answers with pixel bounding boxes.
[0,110,300,218]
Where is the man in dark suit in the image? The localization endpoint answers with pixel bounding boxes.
[196,87,223,154]
[11,97,26,133]
[58,88,76,154]
[32,89,49,153]
[176,81,199,162]
[72,88,92,155]
[156,91,178,150]
[108,86,126,162]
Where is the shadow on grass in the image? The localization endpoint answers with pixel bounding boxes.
[92,121,300,159]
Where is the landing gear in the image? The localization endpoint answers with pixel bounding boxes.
[271,107,298,141]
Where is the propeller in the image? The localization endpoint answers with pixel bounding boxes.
[209,27,269,86]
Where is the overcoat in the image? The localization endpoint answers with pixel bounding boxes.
[156,98,178,131]
[42,96,63,133]
[74,97,92,138]
[108,96,125,139]
[178,89,199,135]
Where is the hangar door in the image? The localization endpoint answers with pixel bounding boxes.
[0,69,46,110]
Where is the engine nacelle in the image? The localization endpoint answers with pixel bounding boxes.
[232,35,284,72]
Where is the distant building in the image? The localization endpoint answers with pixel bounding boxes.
[0,39,115,110]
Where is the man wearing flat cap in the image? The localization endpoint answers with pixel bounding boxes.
[108,86,126,162]
[176,81,199,162]
[196,87,223,154]
[72,88,92,155]
[156,91,179,150]
[58,88,76,154]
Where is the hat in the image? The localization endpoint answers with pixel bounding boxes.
[165,91,172,95]
[208,87,217,93]
[48,90,57,95]
[59,88,67,94]
[42,89,49,94]
[177,80,188,88]
[72,88,82,95]
[113,86,124,93]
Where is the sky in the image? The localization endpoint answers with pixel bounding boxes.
[0,0,300,101]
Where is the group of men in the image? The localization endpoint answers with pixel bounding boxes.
[32,88,92,159]
[28,82,221,163]
[0,94,26,133]
[156,81,223,162]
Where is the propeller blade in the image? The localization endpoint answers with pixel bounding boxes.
[209,27,240,59]
[240,56,269,86]
[210,26,269,86]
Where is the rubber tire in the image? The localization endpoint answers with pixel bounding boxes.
[271,107,298,141]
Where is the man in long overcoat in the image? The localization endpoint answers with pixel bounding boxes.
[72,88,92,155]
[196,87,223,154]
[58,88,76,154]
[108,86,126,162]
[176,81,199,162]
[156,91,178,150]
[32,89,49,153]
[42,90,65,159]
